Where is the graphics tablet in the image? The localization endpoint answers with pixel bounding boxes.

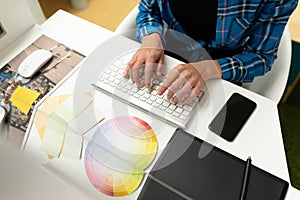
[138,129,289,200]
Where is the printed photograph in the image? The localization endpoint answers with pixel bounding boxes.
[0,34,85,145]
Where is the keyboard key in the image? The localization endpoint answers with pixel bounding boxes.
[150,96,156,101]
[111,65,118,72]
[175,107,183,114]
[169,104,176,111]
[144,93,150,98]
[180,115,187,120]
[114,79,120,84]
[103,74,109,79]
[133,93,140,98]
[166,109,173,114]
[153,102,160,107]
[156,98,163,105]
[131,87,138,93]
[150,90,158,96]
[121,87,127,93]
[162,101,170,108]
[152,79,159,85]
[110,71,116,77]
[173,112,180,117]
[105,69,112,74]
[159,105,166,111]
[139,96,146,101]
[108,77,114,82]
[182,110,190,117]
[176,102,184,108]
[146,99,153,104]
[116,85,122,90]
[109,82,115,87]
[183,105,193,112]
[137,90,145,96]
[125,84,132,90]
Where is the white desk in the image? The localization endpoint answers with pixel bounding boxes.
[2,10,298,200]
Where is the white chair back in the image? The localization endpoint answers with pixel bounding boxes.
[115,6,139,41]
[242,27,292,104]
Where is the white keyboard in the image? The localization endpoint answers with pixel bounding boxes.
[93,53,204,128]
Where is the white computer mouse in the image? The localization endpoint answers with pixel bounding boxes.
[18,49,53,78]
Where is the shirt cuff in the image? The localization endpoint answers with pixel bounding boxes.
[217,57,255,82]
[136,25,166,46]
[216,57,235,81]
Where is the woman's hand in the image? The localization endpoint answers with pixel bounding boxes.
[124,33,164,88]
[158,60,222,104]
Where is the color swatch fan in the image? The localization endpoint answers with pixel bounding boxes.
[84,116,158,197]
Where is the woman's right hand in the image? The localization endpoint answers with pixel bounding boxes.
[124,33,164,89]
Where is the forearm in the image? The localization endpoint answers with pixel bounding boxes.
[136,0,164,43]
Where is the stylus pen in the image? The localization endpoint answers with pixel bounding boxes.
[240,156,252,200]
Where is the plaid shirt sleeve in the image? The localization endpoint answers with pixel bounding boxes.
[218,0,298,82]
[136,0,165,43]
[136,0,297,82]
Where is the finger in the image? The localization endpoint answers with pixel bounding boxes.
[132,63,142,88]
[129,57,144,86]
[173,82,193,104]
[124,56,136,78]
[167,76,186,100]
[158,69,180,95]
[183,82,202,105]
[124,66,130,78]
[156,56,164,77]
[129,68,134,83]
[144,61,154,89]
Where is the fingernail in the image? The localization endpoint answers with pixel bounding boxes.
[173,97,178,104]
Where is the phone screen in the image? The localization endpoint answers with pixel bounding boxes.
[208,93,257,141]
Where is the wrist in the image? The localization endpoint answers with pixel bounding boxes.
[142,33,164,50]
[193,60,222,81]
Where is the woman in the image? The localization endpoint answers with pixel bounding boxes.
[124,0,297,104]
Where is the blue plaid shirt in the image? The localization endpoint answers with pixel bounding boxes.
[136,0,297,82]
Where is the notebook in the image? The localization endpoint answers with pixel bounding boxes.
[138,128,289,200]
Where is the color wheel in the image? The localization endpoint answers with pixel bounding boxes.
[84,116,158,196]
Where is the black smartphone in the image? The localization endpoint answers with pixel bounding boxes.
[208,93,257,141]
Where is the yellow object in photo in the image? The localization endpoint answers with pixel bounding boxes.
[10,86,40,115]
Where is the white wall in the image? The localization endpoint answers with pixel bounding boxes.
[0,0,36,53]
[25,0,46,24]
